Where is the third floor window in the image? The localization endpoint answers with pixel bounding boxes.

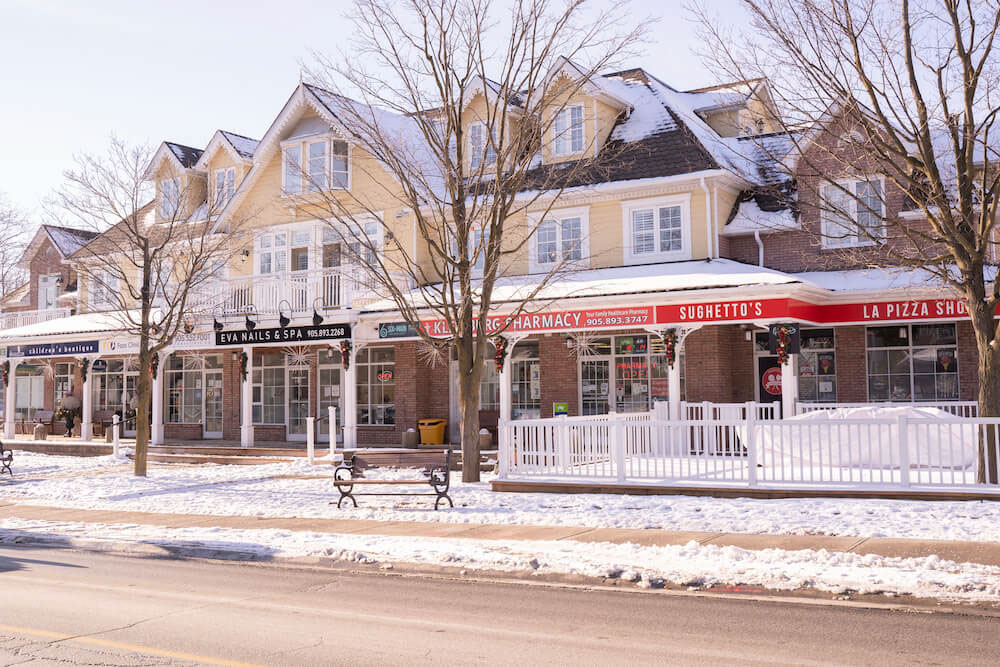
[553,105,584,156]
[283,138,350,195]
[820,179,885,248]
[159,177,180,219]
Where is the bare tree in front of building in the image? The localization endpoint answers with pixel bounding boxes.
[51,138,240,476]
[0,192,30,300]
[302,0,646,481]
[694,0,1000,481]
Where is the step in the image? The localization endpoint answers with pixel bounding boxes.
[151,446,310,457]
[138,453,297,466]
[10,442,114,457]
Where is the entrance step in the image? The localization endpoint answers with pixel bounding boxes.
[9,442,114,457]
[150,445,309,458]
[137,452,297,466]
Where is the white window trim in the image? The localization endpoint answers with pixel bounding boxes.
[159,177,180,219]
[553,104,585,157]
[281,135,351,196]
[621,194,692,264]
[529,206,591,273]
[820,176,886,249]
[213,167,236,207]
[38,274,59,311]
[468,121,498,170]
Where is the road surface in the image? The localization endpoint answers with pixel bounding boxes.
[1,545,997,665]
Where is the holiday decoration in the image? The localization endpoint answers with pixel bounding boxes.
[150,353,159,380]
[493,336,508,372]
[417,341,448,369]
[568,331,601,359]
[283,346,311,367]
[0,361,8,387]
[340,340,352,370]
[239,351,248,382]
[776,325,794,366]
[80,358,90,383]
[664,329,678,369]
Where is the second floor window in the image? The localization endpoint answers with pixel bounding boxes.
[89,270,119,309]
[554,105,584,156]
[213,167,235,207]
[469,122,496,170]
[536,218,582,265]
[821,179,884,248]
[284,138,350,194]
[257,232,288,274]
[159,178,180,218]
[627,202,684,261]
[307,141,326,192]
[38,274,59,310]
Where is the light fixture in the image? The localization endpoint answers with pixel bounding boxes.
[565,336,574,349]
[245,314,256,331]
[55,276,64,286]
[240,249,250,262]
[183,320,194,334]
[278,299,291,328]
[213,318,224,332]
[311,298,323,327]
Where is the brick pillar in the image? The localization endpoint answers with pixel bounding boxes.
[683,326,731,403]
[834,326,867,402]
[957,320,979,402]
[539,334,578,417]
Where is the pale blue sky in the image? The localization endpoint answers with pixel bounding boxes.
[0,0,746,217]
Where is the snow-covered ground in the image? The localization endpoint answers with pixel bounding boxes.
[3,451,1000,542]
[2,516,999,602]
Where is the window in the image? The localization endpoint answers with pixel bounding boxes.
[166,355,204,423]
[283,146,302,195]
[469,122,496,169]
[257,232,288,274]
[554,105,584,156]
[331,140,349,189]
[307,141,327,192]
[38,274,59,310]
[213,167,235,208]
[252,352,285,424]
[54,363,74,409]
[624,197,688,262]
[821,179,884,248]
[89,270,119,309]
[357,347,395,425]
[797,329,837,402]
[90,359,124,417]
[867,324,958,401]
[479,344,500,410]
[159,178,180,218]
[531,209,588,271]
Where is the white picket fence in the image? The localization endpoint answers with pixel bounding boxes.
[498,403,1000,492]
[796,401,979,418]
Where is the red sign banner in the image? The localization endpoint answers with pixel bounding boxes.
[656,299,791,324]
[420,306,655,337]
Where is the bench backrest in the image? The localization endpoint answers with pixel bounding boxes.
[350,449,451,473]
[93,410,114,423]
[34,410,54,424]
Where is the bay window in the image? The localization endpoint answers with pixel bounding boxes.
[282,137,350,195]
[821,179,884,248]
[867,324,959,401]
[554,104,584,156]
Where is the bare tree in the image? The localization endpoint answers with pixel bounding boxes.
[694,0,1000,481]
[50,138,243,476]
[302,0,646,481]
[0,192,30,300]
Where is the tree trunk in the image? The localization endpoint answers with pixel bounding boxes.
[456,338,483,483]
[133,350,151,477]
[967,297,1000,484]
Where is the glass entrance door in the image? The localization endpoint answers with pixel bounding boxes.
[317,366,342,442]
[287,367,310,440]
[124,373,139,437]
[204,370,223,438]
[580,358,611,415]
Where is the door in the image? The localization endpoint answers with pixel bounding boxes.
[287,367,310,440]
[204,370,223,438]
[317,366,342,443]
[580,358,611,416]
[15,372,44,422]
[124,373,139,437]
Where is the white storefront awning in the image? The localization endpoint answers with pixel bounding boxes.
[0,310,140,342]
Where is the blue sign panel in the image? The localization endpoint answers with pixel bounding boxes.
[6,340,100,358]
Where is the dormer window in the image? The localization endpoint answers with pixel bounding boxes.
[283,137,350,195]
[553,105,584,156]
[159,177,180,218]
[213,167,235,207]
[469,122,496,169]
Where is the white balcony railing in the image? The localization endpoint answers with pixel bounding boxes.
[0,307,72,331]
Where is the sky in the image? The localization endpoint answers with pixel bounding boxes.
[0,0,747,219]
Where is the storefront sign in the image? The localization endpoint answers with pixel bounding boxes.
[553,402,569,416]
[813,298,969,324]
[378,322,419,339]
[215,324,351,346]
[376,369,393,382]
[768,323,801,355]
[101,332,215,354]
[761,366,782,396]
[6,340,99,358]
[421,306,654,337]
[657,299,792,324]
[91,359,108,371]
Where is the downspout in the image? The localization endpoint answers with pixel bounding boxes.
[700,176,713,258]
[753,230,764,267]
[712,184,720,259]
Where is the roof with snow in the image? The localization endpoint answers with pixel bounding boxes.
[43,225,99,256]
[166,142,204,167]
[219,131,259,158]
[723,199,798,236]
[0,309,141,340]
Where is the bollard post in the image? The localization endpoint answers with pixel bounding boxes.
[328,406,337,460]
[306,416,315,464]
[112,414,120,457]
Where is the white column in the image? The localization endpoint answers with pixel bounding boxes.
[240,346,254,448]
[4,359,21,439]
[342,353,357,449]
[81,360,93,441]
[151,358,164,445]
[781,353,798,419]
[668,362,682,421]
[328,405,337,458]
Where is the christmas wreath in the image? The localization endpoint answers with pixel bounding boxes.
[776,325,794,366]
[493,336,508,372]
[663,330,678,369]
[150,353,160,380]
[340,340,352,371]
[80,358,90,383]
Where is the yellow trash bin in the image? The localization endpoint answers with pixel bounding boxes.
[418,418,447,445]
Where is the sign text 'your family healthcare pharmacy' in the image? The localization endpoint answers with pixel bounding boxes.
[421,307,654,336]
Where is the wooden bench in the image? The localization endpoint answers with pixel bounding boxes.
[1,439,11,476]
[92,410,115,438]
[333,449,453,510]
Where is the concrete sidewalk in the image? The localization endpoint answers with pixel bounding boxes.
[2,500,999,566]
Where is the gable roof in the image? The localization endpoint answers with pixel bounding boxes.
[19,224,99,267]
[193,130,260,170]
[166,142,204,167]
